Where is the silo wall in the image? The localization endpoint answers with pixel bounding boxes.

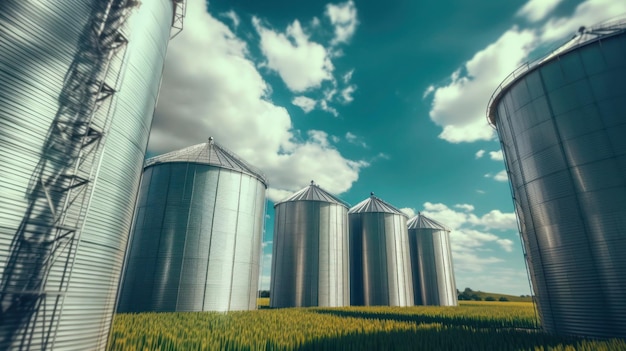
[490,29,626,338]
[349,213,413,306]
[270,201,349,308]
[0,1,177,349]
[118,163,266,312]
[408,228,457,306]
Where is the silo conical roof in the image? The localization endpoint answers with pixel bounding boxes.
[145,137,268,187]
[348,193,407,216]
[274,181,348,208]
[407,213,450,231]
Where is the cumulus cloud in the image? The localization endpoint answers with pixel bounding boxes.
[345,131,367,148]
[475,150,485,159]
[400,207,416,218]
[221,10,240,29]
[253,17,334,92]
[471,209,517,231]
[454,204,475,212]
[151,0,366,203]
[341,85,357,103]
[426,0,626,145]
[541,0,626,42]
[489,150,503,161]
[493,170,509,182]
[325,0,358,45]
[517,0,564,22]
[292,96,317,113]
[427,28,536,143]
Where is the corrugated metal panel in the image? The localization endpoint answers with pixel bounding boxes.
[349,195,413,306]
[0,1,177,350]
[490,24,626,338]
[118,157,266,312]
[145,139,268,187]
[407,213,457,306]
[270,183,349,308]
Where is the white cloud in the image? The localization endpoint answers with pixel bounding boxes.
[517,0,564,22]
[320,99,339,117]
[541,0,626,42]
[342,69,354,83]
[493,170,509,182]
[292,96,317,113]
[454,204,475,212]
[470,209,517,231]
[221,10,240,29]
[325,0,358,45]
[400,207,416,218]
[427,27,537,143]
[340,85,356,103]
[345,131,367,148]
[489,150,503,161]
[475,150,485,159]
[150,0,365,204]
[427,0,626,145]
[253,17,334,92]
[497,239,515,252]
[423,85,435,99]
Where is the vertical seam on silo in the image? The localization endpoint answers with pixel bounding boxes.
[269,204,279,307]
[202,167,220,310]
[151,164,172,311]
[175,162,195,310]
[227,172,243,311]
[247,177,257,310]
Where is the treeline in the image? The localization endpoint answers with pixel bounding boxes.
[457,288,532,302]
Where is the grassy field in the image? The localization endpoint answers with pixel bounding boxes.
[108,302,626,350]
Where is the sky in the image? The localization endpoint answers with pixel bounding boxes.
[148,0,626,296]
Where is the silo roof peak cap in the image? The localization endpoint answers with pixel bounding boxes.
[274,182,349,207]
[407,212,450,231]
[349,194,407,216]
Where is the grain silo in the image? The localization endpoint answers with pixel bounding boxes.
[0,1,185,350]
[487,20,626,338]
[118,139,267,312]
[407,213,457,306]
[349,193,413,306]
[270,181,350,308]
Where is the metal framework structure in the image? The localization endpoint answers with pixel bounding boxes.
[170,0,187,38]
[0,1,139,349]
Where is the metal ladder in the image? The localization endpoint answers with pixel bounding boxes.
[0,1,139,349]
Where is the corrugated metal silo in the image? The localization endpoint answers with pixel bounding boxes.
[487,20,626,338]
[0,1,185,350]
[118,139,267,312]
[349,193,413,306]
[407,213,457,306]
[270,181,350,308]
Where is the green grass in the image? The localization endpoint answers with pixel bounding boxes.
[108,302,626,350]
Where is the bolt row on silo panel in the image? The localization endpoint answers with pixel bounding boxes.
[487,21,626,338]
[270,181,350,308]
[349,194,413,306]
[0,1,183,349]
[407,213,457,306]
[118,140,267,312]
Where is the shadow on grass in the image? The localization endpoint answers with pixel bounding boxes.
[311,308,537,330]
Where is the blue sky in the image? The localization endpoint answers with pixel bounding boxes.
[149,0,626,295]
